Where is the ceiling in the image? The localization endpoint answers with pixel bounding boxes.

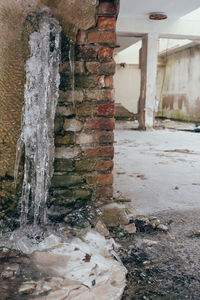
[116,0,200,53]
[119,0,200,20]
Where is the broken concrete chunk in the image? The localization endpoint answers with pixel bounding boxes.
[124,224,137,234]
[19,282,36,295]
[101,203,129,227]
[149,218,161,229]
[1,270,14,279]
[188,229,200,237]
[143,239,158,247]
[157,224,168,232]
[5,263,20,275]
[95,220,110,237]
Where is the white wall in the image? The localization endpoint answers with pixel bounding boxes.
[114,43,200,122]
[114,64,141,114]
[161,45,200,121]
[114,63,164,115]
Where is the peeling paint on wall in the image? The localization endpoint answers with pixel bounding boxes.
[160,45,200,122]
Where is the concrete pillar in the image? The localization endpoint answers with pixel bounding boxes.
[138,34,159,129]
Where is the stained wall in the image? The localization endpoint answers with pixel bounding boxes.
[160,45,200,122]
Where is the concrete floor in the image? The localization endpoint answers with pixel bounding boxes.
[114,121,200,215]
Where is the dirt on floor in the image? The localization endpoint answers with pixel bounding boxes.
[111,209,200,300]
[1,209,200,299]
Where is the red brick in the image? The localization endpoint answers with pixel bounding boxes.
[97,103,114,116]
[100,61,116,74]
[98,2,116,15]
[76,30,87,44]
[96,185,113,198]
[96,131,114,144]
[98,46,114,58]
[104,76,113,88]
[86,146,114,158]
[86,118,115,130]
[86,62,101,73]
[77,45,98,58]
[88,30,116,44]
[87,174,113,185]
[96,160,114,172]
[98,17,116,30]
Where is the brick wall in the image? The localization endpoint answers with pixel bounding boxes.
[49,0,118,221]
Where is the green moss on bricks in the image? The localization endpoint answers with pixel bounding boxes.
[54,159,74,172]
[73,188,92,200]
[59,74,73,91]
[51,174,84,188]
[55,132,75,146]
[75,75,97,89]
[75,159,96,172]
[49,188,92,208]
[54,117,64,134]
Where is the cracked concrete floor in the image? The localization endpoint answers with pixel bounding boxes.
[114,120,200,299]
[114,120,200,215]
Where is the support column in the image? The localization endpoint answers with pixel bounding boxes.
[138,34,159,129]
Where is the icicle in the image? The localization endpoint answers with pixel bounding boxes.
[14,137,24,187]
[68,40,75,108]
[18,8,61,226]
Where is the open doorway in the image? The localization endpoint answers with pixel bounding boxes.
[113,35,200,298]
[113,36,200,214]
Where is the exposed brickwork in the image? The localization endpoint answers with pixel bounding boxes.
[51,0,118,215]
[97,103,115,116]
[87,174,113,185]
[96,160,114,172]
[88,30,116,44]
[98,17,116,30]
[86,146,114,158]
[100,61,116,74]
[86,118,115,130]
[95,185,113,198]
[97,1,116,15]
[86,62,101,74]
[98,46,114,59]
[104,75,114,88]
[95,131,114,144]
[77,44,98,58]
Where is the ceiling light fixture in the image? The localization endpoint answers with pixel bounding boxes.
[149,12,167,20]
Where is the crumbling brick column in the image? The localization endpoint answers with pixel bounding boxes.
[50,0,119,220]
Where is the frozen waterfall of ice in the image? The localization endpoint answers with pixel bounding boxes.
[16,8,61,226]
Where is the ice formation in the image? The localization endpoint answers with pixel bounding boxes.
[16,8,61,226]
